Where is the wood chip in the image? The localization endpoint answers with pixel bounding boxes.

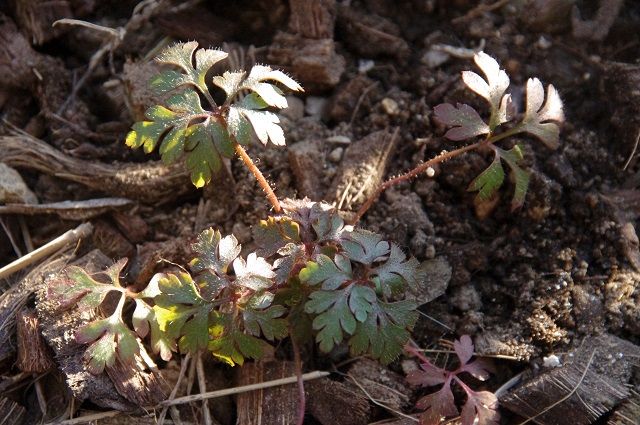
[16,308,56,373]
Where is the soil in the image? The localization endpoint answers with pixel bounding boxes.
[1,0,640,424]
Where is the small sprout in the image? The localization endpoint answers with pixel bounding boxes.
[434,51,564,211]
[406,335,499,425]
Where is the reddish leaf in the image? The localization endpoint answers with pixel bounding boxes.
[433,103,490,141]
[460,388,500,425]
[454,334,474,366]
[416,376,458,424]
[407,361,448,387]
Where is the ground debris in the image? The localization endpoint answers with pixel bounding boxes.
[0,397,25,425]
[0,163,37,205]
[9,0,72,44]
[16,308,55,373]
[500,334,639,425]
[306,377,370,425]
[346,358,411,412]
[0,198,133,221]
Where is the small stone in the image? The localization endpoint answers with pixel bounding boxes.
[536,35,552,49]
[328,147,343,163]
[0,163,37,204]
[543,354,562,368]
[381,98,400,115]
[358,59,375,73]
[305,96,328,119]
[326,135,352,145]
[421,49,450,68]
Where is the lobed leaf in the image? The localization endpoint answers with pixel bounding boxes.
[468,151,505,202]
[521,78,564,149]
[415,377,458,424]
[233,253,276,291]
[460,389,500,425]
[153,272,213,354]
[299,254,352,290]
[190,228,241,275]
[154,41,228,95]
[372,244,424,296]
[310,202,349,242]
[253,216,301,257]
[132,299,174,361]
[433,103,490,141]
[497,145,530,210]
[240,65,303,108]
[208,313,273,366]
[341,229,390,265]
[243,305,288,341]
[462,52,511,129]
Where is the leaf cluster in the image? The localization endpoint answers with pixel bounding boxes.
[434,52,564,210]
[405,336,499,425]
[125,42,302,188]
[49,199,426,372]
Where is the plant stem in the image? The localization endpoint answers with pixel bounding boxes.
[352,141,482,223]
[234,144,281,213]
[291,336,306,425]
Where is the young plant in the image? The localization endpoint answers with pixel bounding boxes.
[355,52,564,221]
[48,199,424,372]
[125,41,302,211]
[405,336,499,425]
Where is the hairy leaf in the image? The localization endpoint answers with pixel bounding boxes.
[153,272,213,354]
[433,103,490,140]
[253,216,301,257]
[132,299,174,361]
[190,228,241,274]
[299,254,352,290]
[349,299,417,364]
[273,243,306,285]
[310,202,349,241]
[208,313,273,366]
[468,151,505,202]
[154,41,228,95]
[75,294,139,374]
[462,52,511,129]
[372,244,424,296]
[521,78,564,149]
[243,305,288,341]
[48,259,127,311]
[304,285,376,353]
[497,145,530,210]
[341,229,390,265]
[233,253,276,290]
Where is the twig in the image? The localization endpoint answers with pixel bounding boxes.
[158,352,192,425]
[346,374,419,422]
[451,0,511,24]
[0,222,93,280]
[517,349,597,425]
[160,371,329,407]
[623,129,640,170]
[196,355,213,425]
[416,310,454,332]
[52,410,122,425]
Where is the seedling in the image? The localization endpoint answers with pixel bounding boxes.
[48,200,424,371]
[125,41,302,211]
[405,336,499,425]
[355,52,564,221]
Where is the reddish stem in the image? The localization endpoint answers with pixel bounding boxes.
[234,143,281,213]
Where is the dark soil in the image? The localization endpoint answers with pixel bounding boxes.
[1,0,640,424]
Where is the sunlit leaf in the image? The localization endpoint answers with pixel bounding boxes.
[433,103,490,140]
[468,151,505,202]
[190,228,241,275]
[521,78,564,149]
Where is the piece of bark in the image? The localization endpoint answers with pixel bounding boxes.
[10,0,72,44]
[608,391,640,425]
[336,5,410,59]
[235,361,299,425]
[268,31,345,92]
[346,358,411,412]
[0,198,133,221]
[288,0,336,39]
[288,140,325,200]
[306,378,370,425]
[326,129,398,211]
[111,211,149,244]
[0,397,26,425]
[500,334,640,425]
[92,220,136,260]
[127,237,191,289]
[36,250,166,410]
[16,308,55,373]
[0,134,194,205]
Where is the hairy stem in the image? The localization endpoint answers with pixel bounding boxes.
[234,144,281,213]
[291,336,306,425]
[352,126,526,223]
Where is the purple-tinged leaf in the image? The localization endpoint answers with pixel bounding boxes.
[433,103,490,140]
[407,361,448,387]
[461,359,494,381]
[454,334,475,366]
[460,389,500,425]
[416,376,459,424]
[521,78,564,149]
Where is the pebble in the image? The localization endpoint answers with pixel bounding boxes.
[328,147,344,163]
[381,98,400,116]
[326,135,352,145]
[305,96,328,119]
[0,163,37,204]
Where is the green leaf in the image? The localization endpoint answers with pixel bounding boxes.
[232,108,285,146]
[240,65,303,108]
[75,295,140,374]
[253,216,301,257]
[132,299,174,361]
[299,254,352,290]
[48,259,127,311]
[304,284,376,353]
[243,305,288,341]
[349,299,418,364]
[155,41,228,95]
[372,244,424,296]
[232,253,276,290]
[311,203,349,242]
[190,228,241,275]
[468,152,505,202]
[341,230,390,265]
[153,272,213,354]
[498,145,531,210]
[273,243,306,285]
[208,313,273,366]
